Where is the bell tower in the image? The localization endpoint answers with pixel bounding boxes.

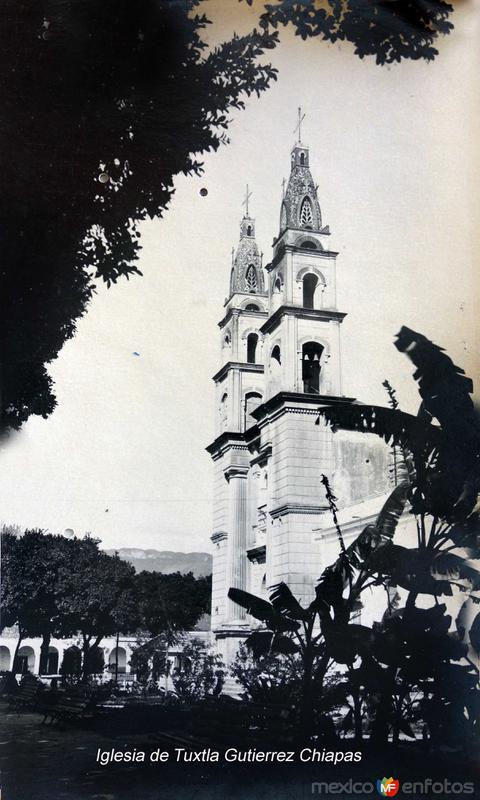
[207,190,269,663]
[249,119,352,603]
[263,127,346,400]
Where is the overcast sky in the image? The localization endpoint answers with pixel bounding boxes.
[0,1,478,552]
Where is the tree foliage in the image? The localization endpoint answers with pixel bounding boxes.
[0,0,277,432]
[0,2,456,432]
[1,526,212,680]
[135,571,211,645]
[247,0,454,65]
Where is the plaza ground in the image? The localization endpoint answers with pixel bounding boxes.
[1,701,480,800]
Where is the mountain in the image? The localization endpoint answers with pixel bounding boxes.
[105,548,212,577]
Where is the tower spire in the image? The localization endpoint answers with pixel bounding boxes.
[242,184,253,218]
[293,107,306,145]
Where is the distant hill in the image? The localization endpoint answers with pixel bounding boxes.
[105,548,212,577]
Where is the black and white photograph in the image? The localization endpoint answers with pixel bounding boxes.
[0,1,479,798]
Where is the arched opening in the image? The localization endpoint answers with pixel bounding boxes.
[299,196,314,228]
[0,645,11,671]
[245,303,260,311]
[246,225,252,236]
[273,275,283,294]
[220,393,228,431]
[43,646,59,675]
[300,152,305,166]
[245,264,258,292]
[60,646,82,679]
[244,392,262,429]
[247,333,259,364]
[271,345,281,365]
[302,342,324,394]
[14,646,35,675]
[223,331,231,347]
[300,239,318,250]
[109,646,127,675]
[303,273,319,309]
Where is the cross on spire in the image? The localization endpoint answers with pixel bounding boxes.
[242,184,253,217]
[293,107,306,143]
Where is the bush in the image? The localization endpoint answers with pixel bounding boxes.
[171,639,224,702]
[230,644,302,706]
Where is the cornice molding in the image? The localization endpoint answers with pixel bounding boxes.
[219,306,268,329]
[213,625,253,638]
[211,530,228,544]
[267,243,338,272]
[212,361,264,384]
[206,430,247,458]
[251,391,356,425]
[270,503,329,519]
[260,305,347,336]
[249,444,272,467]
[247,544,266,564]
[224,464,250,482]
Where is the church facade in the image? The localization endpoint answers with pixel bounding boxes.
[207,137,393,664]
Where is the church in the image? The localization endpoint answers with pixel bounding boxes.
[207,128,400,665]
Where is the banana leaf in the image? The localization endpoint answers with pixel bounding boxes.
[394,327,480,457]
[269,581,311,620]
[244,629,300,658]
[227,587,300,631]
[319,403,443,460]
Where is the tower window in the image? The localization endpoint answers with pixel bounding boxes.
[302,342,324,394]
[220,393,228,431]
[274,275,283,293]
[245,264,258,292]
[299,197,314,228]
[224,332,231,347]
[247,225,252,236]
[245,303,260,311]
[271,345,281,365]
[244,391,262,429]
[300,152,305,166]
[247,333,258,364]
[303,273,319,309]
[300,239,317,250]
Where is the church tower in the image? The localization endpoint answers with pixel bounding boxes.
[208,121,390,664]
[207,194,269,662]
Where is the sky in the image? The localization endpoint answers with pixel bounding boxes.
[0,1,479,553]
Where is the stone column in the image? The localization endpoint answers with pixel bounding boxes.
[224,465,249,622]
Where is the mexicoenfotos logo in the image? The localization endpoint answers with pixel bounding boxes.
[376,777,400,797]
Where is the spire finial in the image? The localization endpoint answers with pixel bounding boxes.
[293,107,306,144]
[242,184,253,217]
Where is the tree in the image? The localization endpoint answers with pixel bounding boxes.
[0,528,71,673]
[56,537,137,679]
[0,1,277,433]
[0,1,455,433]
[135,571,211,644]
